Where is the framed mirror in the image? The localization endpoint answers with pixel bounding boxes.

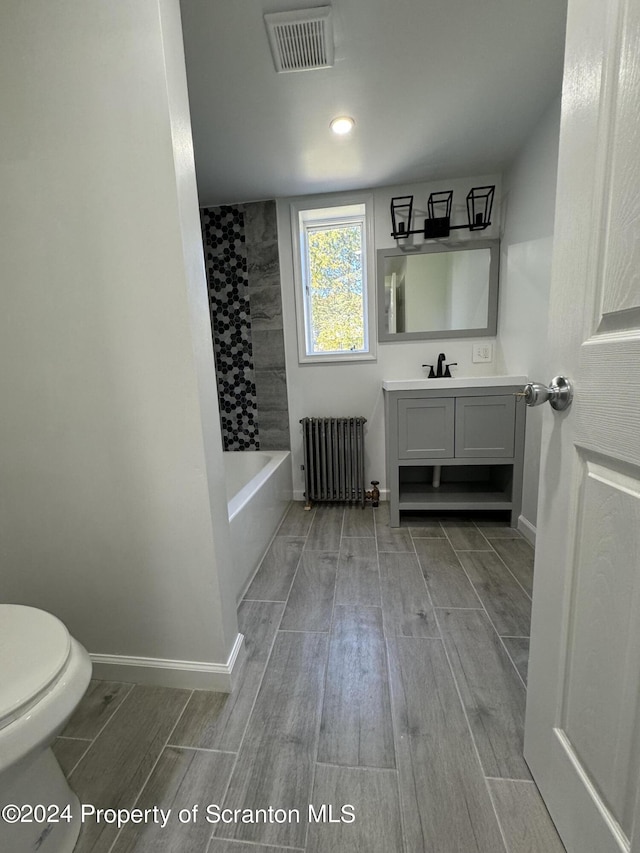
[377,239,499,342]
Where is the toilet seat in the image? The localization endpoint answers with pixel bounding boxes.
[0,606,72,731]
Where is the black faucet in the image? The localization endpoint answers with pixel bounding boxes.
[422,353,457,379]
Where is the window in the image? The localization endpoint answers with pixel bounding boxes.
[291,195,376,363]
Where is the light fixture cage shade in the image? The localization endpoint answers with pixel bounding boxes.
[424,190,453,238]
[427,190,453,221]
[466,185,495,231]
[390,196,414,238]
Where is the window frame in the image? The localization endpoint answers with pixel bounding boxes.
[290,193,376,364]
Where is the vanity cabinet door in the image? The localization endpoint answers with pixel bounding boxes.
[397,398,455,459]
[455,395,515,458]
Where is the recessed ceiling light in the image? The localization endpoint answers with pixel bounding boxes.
[330,116,355,135]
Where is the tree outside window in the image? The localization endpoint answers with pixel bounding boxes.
[293,199,374,363]
[306,222,364,353]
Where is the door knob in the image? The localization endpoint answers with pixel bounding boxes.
[515,376,573,411]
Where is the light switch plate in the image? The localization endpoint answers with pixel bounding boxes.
[472,341,493,363]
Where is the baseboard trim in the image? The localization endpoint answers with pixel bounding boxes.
[518,515,537,547]
[90,632,246,693]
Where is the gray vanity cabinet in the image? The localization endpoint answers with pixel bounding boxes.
[398,398,455,458]
[454,395,516,457]
[384,384,526,527]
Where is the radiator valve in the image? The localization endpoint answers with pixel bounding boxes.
[365,480,380,507]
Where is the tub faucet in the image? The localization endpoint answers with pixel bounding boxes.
[436,352,446,377]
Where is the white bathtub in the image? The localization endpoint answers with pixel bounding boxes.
[224,450,293,602]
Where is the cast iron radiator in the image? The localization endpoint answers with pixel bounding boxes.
[300,417,367,507]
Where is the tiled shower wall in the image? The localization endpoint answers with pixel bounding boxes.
[201,201,290,451]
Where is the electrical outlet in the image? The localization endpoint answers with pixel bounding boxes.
[472,341,493,363]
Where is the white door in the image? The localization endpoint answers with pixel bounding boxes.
[525,0,640,850]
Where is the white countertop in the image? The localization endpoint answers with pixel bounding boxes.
[382,375,528,391]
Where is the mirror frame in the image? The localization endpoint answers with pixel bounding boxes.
[377,238,500,342]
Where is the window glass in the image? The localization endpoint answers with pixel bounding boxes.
[292,200,374,363]
[306,220,365,354]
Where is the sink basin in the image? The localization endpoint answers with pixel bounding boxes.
[382,375,527,391]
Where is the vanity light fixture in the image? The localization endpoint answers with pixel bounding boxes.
[426,190,453,239]
[390,185,495,240]
[467,185,495,231]
[330,115,355,135]
[389,196,413,237]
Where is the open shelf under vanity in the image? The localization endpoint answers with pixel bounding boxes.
[384,380,526,527]
[398,462,514,511]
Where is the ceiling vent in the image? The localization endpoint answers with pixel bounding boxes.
[264,7,334,73]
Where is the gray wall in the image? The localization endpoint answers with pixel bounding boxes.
[499,97,562,535]
[0,0,239,674]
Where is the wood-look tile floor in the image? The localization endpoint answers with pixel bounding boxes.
[56,503,566,853]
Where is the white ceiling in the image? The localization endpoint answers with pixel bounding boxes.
[180,0,567,206]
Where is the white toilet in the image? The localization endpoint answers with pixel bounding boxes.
[0,605,92,853]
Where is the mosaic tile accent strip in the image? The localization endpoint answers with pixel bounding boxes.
[201,201,290,451]
[201,205,259,451]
